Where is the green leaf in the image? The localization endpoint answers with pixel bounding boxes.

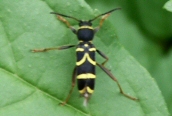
[164,0,172,12]
[87,0,172,115]
[0,0,169,116]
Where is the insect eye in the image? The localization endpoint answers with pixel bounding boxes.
[79,21,83,26]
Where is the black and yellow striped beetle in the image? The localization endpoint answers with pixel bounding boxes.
[32,8,137,106]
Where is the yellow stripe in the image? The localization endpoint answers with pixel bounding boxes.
[76,53,87,65]
[84,44,88,47]
[79,87,94,94]
[76,53,96,66]
[87,54,96,65]
[79,26,93,30]
[89,48,96,51]
[76,48,84,52]
[87,87,94,93]
[79,88,86,94]
[77,73,96,79]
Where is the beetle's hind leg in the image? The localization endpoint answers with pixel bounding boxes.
[97,63,138,101]
[60,66,77,106]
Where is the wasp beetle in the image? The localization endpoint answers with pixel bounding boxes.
[32,8,137,106]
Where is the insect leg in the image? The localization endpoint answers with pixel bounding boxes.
[94,12,112,33]
[96,49,109,66]
[57,15,77,34]
[60,66,77,106]
[96,63,138,100]
[31,45,76,52]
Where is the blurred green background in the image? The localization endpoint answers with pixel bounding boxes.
[87,0,172,114]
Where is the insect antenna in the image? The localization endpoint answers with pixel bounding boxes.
[50,12,81,22]
[89,7,121,22]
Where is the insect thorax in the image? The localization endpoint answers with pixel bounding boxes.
[77,26,94,41]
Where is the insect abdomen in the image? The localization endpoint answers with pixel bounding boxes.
[76,42,96,96]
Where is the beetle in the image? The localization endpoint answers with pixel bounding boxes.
[32,8,137,106]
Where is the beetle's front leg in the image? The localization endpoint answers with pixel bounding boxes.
[94,13,111,33]
[57,15,77,34]
[51,12,77,34]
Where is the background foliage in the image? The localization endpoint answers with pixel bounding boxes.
[87,0,172,115]
[0,0,171,116]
